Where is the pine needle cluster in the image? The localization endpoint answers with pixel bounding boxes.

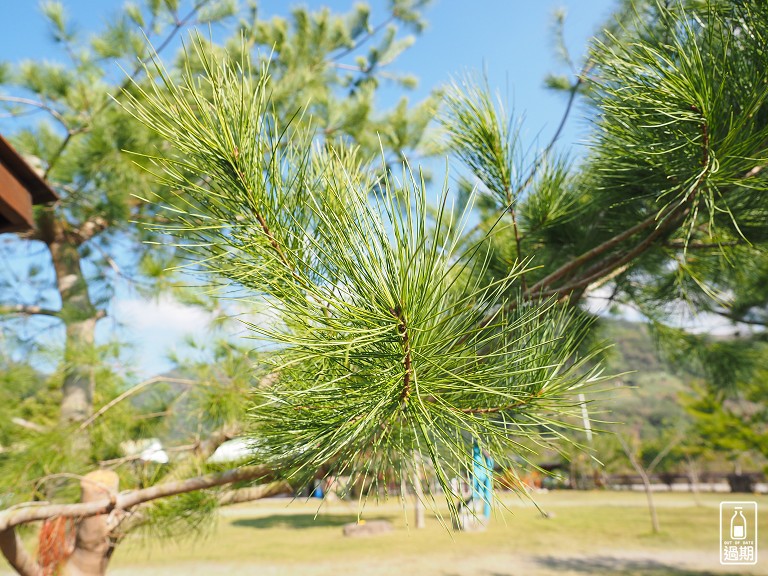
[123,37,603,518]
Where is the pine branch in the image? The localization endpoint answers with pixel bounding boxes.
[664,240,742,250]
[121,35,608,524]
[524,206,675,299]
[536,206,687,300]
[329,15,396,63]
[218,482,290,505]
[506,195,527,292]
[710,308,767,328]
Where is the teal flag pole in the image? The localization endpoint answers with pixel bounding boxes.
[472,440,493,521]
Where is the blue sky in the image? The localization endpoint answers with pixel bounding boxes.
[1,0,617,144]
[0,0,618,376]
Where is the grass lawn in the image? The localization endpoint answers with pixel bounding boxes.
[105,490,768,575]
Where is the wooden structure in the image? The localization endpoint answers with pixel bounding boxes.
[0,135,57,233]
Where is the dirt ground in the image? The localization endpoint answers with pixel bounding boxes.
[4,491,766,575]
[107,550,764,576]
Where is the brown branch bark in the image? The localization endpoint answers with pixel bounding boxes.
[0,529,42,576]
[60,470,120,576]
[0,466,269,534]
[254,212,296,278]
[389,304,413,404]
[218,481,291,505]
[536,209,684,301]
[524,172,704,305]
[524,206,673,300]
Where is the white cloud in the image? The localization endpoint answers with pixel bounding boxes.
[115,295,213,333]
[112,295,216,376]
[585,285,759,337]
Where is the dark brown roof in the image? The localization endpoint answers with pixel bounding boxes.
[0,134,58,204]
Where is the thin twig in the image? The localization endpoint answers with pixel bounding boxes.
[78,376,197,430]
[0,96,69,130]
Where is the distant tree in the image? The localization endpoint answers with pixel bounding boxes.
[684,373,768,485]
[617,430,681,534]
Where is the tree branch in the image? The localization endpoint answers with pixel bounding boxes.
[509,62,592,201]
[710,308,767,327]
[78,376,197,430]
[218,482,290,505]
[0,528,42,576]
[0,466,269,533]
[69,216,109,244]
[647,434,682,475]
[389,304,412,404]
[0,96,69,132]
[663,240,742,250]
[536,209,683,300]
[0,304,61,318]
[524,206,672,299]
[194,423,242,460]
[11,418,46,433]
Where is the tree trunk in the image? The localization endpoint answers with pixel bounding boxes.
[40,210,102,439]
[61,318,98,427]
[686,457,701,506]
[619,436,660,534]
[60,470,120,576]
[637,467,660,534]
[410,451,425,529]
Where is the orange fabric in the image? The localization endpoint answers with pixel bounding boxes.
[37,516,75,576]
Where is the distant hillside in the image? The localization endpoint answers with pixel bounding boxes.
[589,318,690,435]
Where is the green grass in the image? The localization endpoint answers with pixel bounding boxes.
[108,490,768,575]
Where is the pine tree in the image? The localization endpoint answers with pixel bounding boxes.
[0,1,437,574]
[120,0,768,527]
[2,1,768,575]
